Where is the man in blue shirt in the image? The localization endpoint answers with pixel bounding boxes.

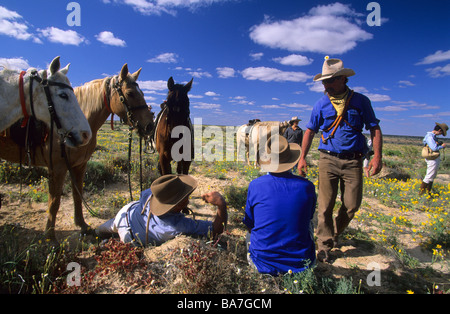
[95,174,227,246]
[243,134,316,275]
[298,58,383,263]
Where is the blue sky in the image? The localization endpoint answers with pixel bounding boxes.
[1,0,449,136]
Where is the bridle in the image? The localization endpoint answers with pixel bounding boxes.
[103,75,153,202]
[19,69,74,136]
[103,76,149,133]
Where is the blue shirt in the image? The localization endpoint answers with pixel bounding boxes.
[243,172,316,275]
[127,189,213,245]
[306,91,380,154]
[423,132,444,152]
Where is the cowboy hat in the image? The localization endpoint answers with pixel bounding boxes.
[259,134,301,173]
[436,122,449,136]
[313,58,355,82]
[149,174,198,216]
[289,116,301,123]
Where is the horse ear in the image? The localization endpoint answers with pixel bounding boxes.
[184,78,193,92]
[120,64,129,81]
[49,56,61,75]
[41,69,48,81]
[60,63,70,75]
[168,77,175,91]
[131,68,142,81]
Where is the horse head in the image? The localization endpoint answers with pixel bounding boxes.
[35,56,92,148]
[165,77,193,125]
[110,64,155,138]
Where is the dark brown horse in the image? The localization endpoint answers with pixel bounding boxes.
[154,77,193,175]
[0,64,155,242]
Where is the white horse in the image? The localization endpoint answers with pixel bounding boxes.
[246,121,289,167]
[0,56,91,147]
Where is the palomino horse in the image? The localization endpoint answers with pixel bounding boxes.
[0,56,91,147]
[154,77,193,175]
[237,120,289,167]
[0,64,155,241]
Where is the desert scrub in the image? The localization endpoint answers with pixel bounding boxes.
[223,184,248,210]
[282,267,362,294]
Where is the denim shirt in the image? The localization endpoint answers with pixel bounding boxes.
[306,91,380,154]
[127,189,213,245]
[423,132,444,152]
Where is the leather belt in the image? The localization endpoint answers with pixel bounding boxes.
[319,149,364,160]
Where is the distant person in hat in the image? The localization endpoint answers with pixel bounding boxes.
[243,134,316,275]
[283,116,303,147]
[298,57,383,263]
[419,122,448,195]
[95,174,227,246]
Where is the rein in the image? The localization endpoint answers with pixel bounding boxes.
[103,76,149,201]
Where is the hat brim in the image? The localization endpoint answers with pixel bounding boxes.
[313,68,355,82]
[260,143,301,173]
[435,122,448,136]
[150,175,198,216]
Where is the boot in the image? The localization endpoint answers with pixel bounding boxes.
[427,181,434,195]
[419,181,428,195]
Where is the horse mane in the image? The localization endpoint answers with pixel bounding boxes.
[74,77,112,117]
[257,121,287,126]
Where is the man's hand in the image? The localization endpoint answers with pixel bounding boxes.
[202,191,228,236]
[297,158,308,177]
[202,191,226,207]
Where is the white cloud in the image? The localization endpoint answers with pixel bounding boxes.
[273,54,313,66]
[398,80,415,88]
[0,57,30,71]
[189,69,212,78]
[365,93,391,102]
[425,64,450,78]
[137,80,168,91]
[193,102,221,110]
[416,49,450,65]
[147,52,178,63]
[96,31,126,47]
[307,81,324,93]
[249,2,372,54]
[104,0,231,16]
[38,27,87,46]
[205,91,220,97]
[250,52,264,61]
[241,67,311,82]
[0,6,41,43]
[216,67,236,78]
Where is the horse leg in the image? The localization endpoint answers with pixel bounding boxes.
[45,167,67,242]
[70,163,92,236]
[159,154,172,175]
[177,161,191,175]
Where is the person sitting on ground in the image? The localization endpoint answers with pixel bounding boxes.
[243,134,317,275]
[95,174,227,246]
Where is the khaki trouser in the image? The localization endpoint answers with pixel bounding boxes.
[317,152,363,251]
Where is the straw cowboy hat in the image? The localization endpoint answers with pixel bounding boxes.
[259,134,301,173]
[149,174,198,216]
[289,116,301,123]
[436,122,449,136]
[313,57,355,82]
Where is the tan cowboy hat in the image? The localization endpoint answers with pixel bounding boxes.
[436,122,449,136]
[313,57,355,82]
[290,116,301,123]
[259,134,301,173]
[149,174,198,216]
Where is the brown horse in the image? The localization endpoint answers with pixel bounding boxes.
[0,64,155,241]
[154,77,193,175]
